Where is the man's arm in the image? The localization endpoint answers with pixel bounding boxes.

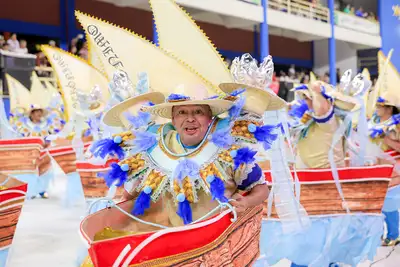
[230,183,269,213]
[384,136,400,152]
[310,82,332,117]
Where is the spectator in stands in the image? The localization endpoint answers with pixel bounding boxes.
[355,7,366,18]
[49,40,57,47]
[78,41,89,60]
[1,43,10,51]
[343,4,351,14]
[69,37,78,54]
[336,68,341,84]
[0,35,4,48]
[289,64,296,78]
[301,74,310,84]
[17,40,28,54]
[7,33,20,52]
[323,72,330,83]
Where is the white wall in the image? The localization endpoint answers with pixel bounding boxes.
[313,39,358,78]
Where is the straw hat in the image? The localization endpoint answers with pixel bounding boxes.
[292,82,357,111]
[103,92,165,127]
[148,85,232,119]
[219,54,286,116]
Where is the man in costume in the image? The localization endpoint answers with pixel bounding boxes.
[367,50,400,246]
[95,86,269,226]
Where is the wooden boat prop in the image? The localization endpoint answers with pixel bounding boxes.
[0,174,27,255]
[76,159,121,199]
[80,201,263,267]
[264,165,394,217]
[386,150,400,188]
[48,141,92,174]
[0,138,43,175]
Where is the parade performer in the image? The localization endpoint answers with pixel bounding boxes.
[6,72,65,198]
[368,50,400,246]
[41,45,111,207]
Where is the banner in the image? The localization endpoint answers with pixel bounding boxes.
[41,46,110,120]
[334,11,380,36]
[379,1,400,71]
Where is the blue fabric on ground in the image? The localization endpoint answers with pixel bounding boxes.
[62,172,85,208]
[256,214,384,267]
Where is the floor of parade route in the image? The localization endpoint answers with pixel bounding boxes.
[6,167,400,267]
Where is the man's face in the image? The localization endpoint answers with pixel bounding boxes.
[172,105,212,147]
[30,109,44,123]
[376,105,393,118]
[11,34,17,41]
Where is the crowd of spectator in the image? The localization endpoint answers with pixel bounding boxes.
[341,5,377,21]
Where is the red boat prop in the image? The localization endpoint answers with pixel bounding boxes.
[0,138,44,175]
[0,174,27,258]
[264,165,394,217]
[80,201,263,267]
[76,159,121,199]
[48,140,92,174]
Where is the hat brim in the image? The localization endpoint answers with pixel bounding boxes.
[148,99,233,119]
[330,92,357,111]
[28,107,49,117]
[103,92,165,127]
[75,102,106,117]
[219,83,287,111]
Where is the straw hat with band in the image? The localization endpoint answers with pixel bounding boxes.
[219,54,287,116]
[148,89,232,120]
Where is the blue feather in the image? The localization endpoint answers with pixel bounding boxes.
[289,100,309,119]
[208,176,228,202]
[173,158,200,183]
[131,130,158,152]
[98,163,128,187]
[253,125,279,150]
[228,96,245,120]
[132,191,151,216]
[90,138,125,159]
[294,84,308,90]
[392,114,400,125]
[230,88,246,96]
[177,199,193,225]
[124,111,151,129]
[210,128,233,149]
[167,94,190,101]
[377,96,385,103]
[233,147,257,170]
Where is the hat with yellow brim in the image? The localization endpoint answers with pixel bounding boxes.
[148,98,233,119]
[219,83,287,115]
[103,92,165,127]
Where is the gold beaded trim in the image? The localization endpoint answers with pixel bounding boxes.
[173,177,195,203]
[300,113,312,124]
[142,170,166,192]
[218,144,239,164]
[112,131,135,146]
[120,154,146,174]
[231,120,260,140]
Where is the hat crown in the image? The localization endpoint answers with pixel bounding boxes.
[230,53,273,90]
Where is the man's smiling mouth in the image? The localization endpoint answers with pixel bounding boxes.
[184,127,198,135]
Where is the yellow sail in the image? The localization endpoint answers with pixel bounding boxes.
[75,11,223,97]
[41,45,110,121]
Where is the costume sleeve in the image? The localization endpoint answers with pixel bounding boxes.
[234,163,265,192]
[312,104,337,131]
